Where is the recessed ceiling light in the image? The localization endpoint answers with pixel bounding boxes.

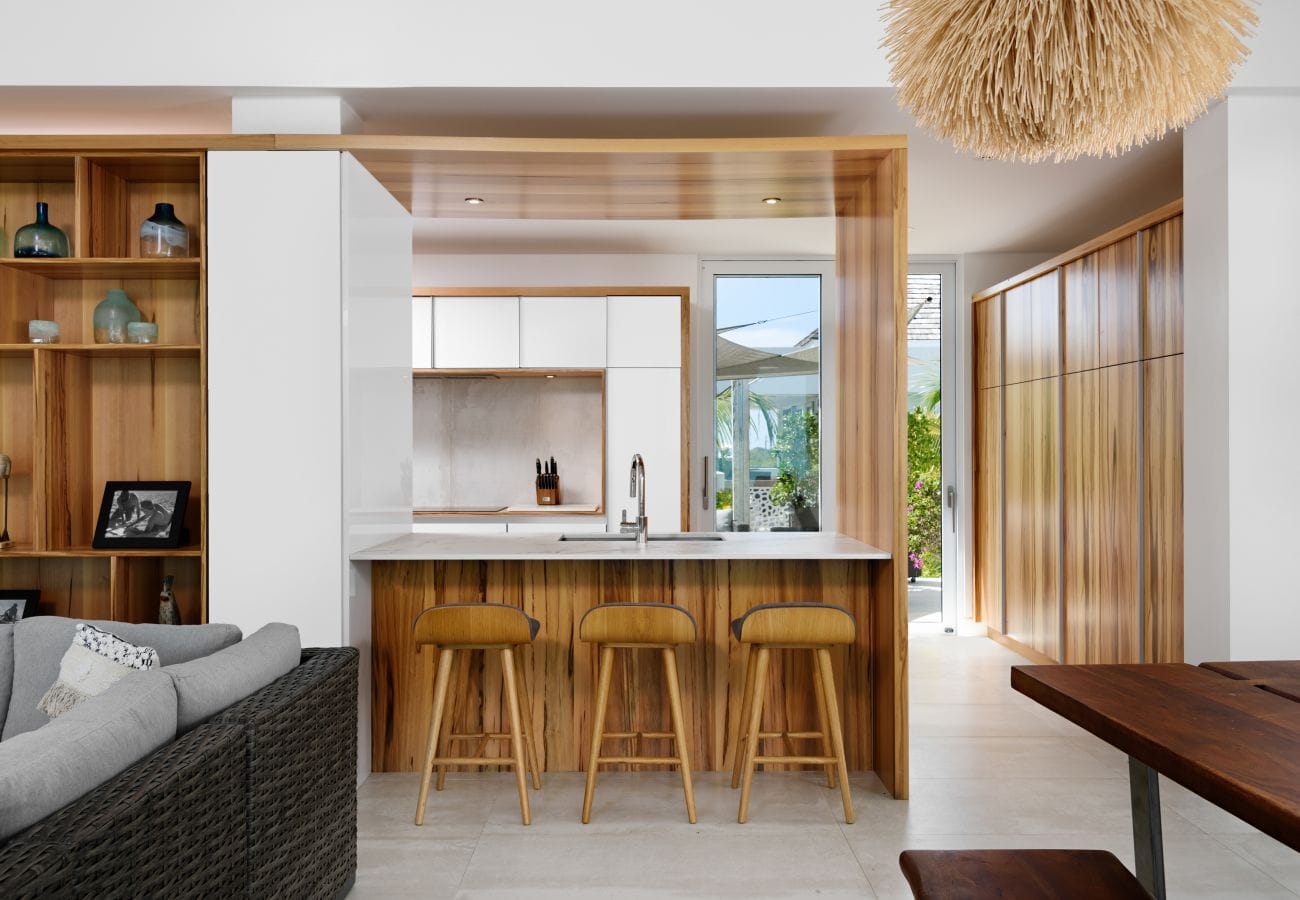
[464,197,485,205]
[762,197,782,205]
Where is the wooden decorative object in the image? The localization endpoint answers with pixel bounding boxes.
[884,0,1259,161]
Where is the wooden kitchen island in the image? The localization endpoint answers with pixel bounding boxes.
[354,531,905,797]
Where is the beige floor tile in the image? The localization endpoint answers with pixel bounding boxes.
[353,837,477,898]
[1216,833,1300,894]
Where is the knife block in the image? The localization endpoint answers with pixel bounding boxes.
[536,482,560,506]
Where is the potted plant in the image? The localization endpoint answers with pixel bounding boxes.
[907,550,924,582]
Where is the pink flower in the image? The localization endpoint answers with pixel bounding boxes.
[914,480,924,490]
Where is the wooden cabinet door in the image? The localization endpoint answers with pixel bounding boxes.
[1144,216,1183,359]
[1063,254,1098,374]
[1098,235,1140,367]
[1144,355,1183,662]
[974,386,1003,627]
[1063,365,1140,664]
[1004,271,1060,385]
[1004,377,1060,660]
[974,296,1002,389]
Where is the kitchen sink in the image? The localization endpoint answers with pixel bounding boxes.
[559,533,725,542]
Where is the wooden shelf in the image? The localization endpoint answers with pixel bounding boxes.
[0,343,199,356]
[414,506,604,518]
[0,545,202,559]
[0,258,200,280]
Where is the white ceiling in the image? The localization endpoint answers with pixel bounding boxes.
[0,86,1183,257]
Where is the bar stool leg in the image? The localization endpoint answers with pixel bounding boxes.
[661,647,697,824]
[499,647,531,825]
[582,645,615,824]
[812,659,837,789]
[415,646,455,825]
[434,677,453,792]
[514,651,543,790]
[737,646,770,824]
[731,647,758,789]
[815,647,854,824]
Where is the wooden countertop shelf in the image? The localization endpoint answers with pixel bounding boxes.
[0,344,200,357]
[0,258,201,280]
[1,545,204,559]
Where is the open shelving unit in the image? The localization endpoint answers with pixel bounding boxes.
[0,150,206,624]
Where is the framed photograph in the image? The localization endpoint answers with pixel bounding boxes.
[92,481,191,550]
[0,589,40,623]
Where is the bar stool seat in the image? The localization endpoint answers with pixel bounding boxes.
[729,602,856,824]
[413,603,543,826]
[578,602,698,824]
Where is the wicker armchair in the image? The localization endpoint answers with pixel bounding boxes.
[0,647,358,899]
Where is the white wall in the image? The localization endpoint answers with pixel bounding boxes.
[414,253,698,290]
[0,2,889,88]
[1185,93,1300,661]
[961,252,1053,299]
[208,151,345,647]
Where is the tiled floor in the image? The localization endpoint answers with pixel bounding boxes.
[354,636,1300,898]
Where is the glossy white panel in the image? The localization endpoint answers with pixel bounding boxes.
[412,297,433,368]
[433,297,519,368]
[519,296,607,367]
[208,151,344,647]
[607,296,681,367]
[606,367,682,532]
[412,522,508,534]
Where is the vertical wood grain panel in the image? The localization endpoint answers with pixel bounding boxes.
[1004,378,1060,660]
[0,354,35,548]
[1004,271,1061,385]
[1144,355,1184,662]
[1098,235,1141,367]
[1063,255,1098,374]
[1063,364,1140,664]
[974,386,1003,627]
[973,296,1003,389]
[1144,216,1183,359]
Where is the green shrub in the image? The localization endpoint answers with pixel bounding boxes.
[907,407,942,576]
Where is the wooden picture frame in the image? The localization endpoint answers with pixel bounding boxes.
[92,481,191,550]
[0,589,40,622]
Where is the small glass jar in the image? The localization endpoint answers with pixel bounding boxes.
[139,203,189,258]
[28,320,60,344]
[14,202,70,259]
[126,322,159,344]
[93,289,143,344]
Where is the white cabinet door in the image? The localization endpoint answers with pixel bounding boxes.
[519,297,607,367]
[606,368,682,532]
[412,297,433,368]
[607,296,682,367]
[433,297,519,368]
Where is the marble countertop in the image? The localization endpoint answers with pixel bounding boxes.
[351,531,890,561]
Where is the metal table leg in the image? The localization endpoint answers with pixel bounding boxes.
[1129,756,1167,899]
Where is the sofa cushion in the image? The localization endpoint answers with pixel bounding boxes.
[0,669,177,840]
[165,623,300,733]
[0,625,13,733]
[3,618,241,741]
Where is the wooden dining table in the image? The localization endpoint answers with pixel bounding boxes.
[1011,660,1300,900]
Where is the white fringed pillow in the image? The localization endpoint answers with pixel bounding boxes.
[37,623,160,718]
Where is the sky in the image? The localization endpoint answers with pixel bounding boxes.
[715,275,820,350]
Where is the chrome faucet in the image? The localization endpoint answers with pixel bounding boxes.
[629,453,648,545]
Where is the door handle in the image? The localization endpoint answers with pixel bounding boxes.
[946,485,957,533]
[702,456,710,510]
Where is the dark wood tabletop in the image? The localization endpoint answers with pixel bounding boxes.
[1200,660,1300,703]
[1011,662,1300,852]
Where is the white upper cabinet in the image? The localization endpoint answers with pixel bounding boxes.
[606,296,682,367]
[412,296,433,368]
[433,297,519,368]
[519,297,607,368]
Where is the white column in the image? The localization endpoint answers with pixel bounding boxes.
[1184,90,1300,661]
[230,95,362,134]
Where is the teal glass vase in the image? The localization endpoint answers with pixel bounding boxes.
[139,202,189,258]
[13,202,69,258]
[93,289,142,344]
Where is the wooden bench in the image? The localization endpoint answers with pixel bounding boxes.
[898,849,1149,900]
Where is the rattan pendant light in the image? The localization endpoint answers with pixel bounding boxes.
[883,0,1258,162]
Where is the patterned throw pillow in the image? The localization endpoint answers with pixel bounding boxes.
[37,623,161,718]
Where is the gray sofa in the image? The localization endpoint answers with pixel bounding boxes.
[0,616,356,898]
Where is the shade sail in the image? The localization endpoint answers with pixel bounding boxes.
[715,334,819,379]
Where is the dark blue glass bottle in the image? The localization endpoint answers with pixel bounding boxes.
[13,202,69,258]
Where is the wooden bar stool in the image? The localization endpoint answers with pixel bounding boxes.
[413,603,543,826]
[729,602,855,824]
[579,602,698,824]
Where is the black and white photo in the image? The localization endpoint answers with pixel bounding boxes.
[0,589,39,623]
[92,481,190,549]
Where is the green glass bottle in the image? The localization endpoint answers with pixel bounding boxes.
[93,289,142,344]
[13,202,69,258]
